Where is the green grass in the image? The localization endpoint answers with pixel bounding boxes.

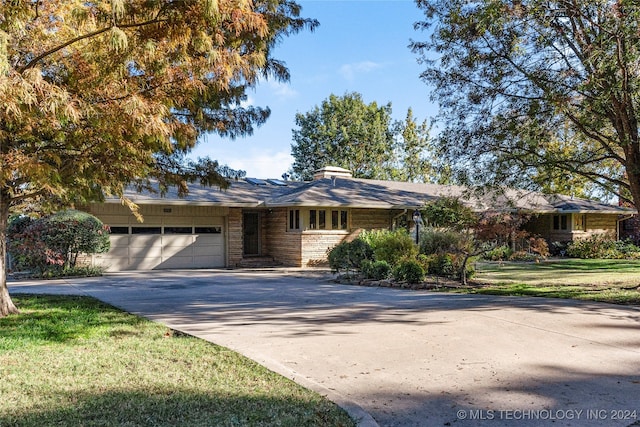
[0,295,355,427]
[450,259,640,305]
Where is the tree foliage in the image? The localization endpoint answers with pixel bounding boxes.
[412,0,638,204]
[290,92,397,180]
[8,210,110,273]
[393,108,441,183]
[0,0,317,316]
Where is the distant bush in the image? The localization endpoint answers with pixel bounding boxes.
[359,229,418,266]
[419,229,462,255]
[361,260,392,280]
[567,235,640,259]
[508,251,539,262]
[567,235,617,259]
[482,245,513,261]
[327,238,373,275]
[393,259,425,284]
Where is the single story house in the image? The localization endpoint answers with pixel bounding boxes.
[84,166,636,271]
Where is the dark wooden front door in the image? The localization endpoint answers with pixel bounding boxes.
[243,212,260,256]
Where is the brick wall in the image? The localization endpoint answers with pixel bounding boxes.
[264,208,302,266]
[351,208,394,229]
[227,208,243,267]
[301,232,349,266]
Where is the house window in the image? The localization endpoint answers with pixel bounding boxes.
[309,210,317,229]
[319,210,326,229]
[331,210,348,230]
[553,214,569,231]
[306,209,349,230]
[289,209,300,230]
[574,214,587,232]
[308,209,334,230]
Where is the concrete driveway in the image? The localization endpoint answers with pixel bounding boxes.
[9,269,640,427]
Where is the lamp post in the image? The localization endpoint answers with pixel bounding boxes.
[412,210,422,245]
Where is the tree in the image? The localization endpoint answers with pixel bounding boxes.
[0,0,317,316]
[289,92,397,180]
[394,108,437,183]
[8,210,110,273]
[412,0,637,205]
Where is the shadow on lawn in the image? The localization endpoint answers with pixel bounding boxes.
[0,389,353,427]
[0,295,146,345]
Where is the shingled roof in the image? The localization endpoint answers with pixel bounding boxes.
[112,173,635,214]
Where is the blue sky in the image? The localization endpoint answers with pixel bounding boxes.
[191,0,438,179]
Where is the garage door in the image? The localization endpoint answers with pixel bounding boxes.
[96,224,225,271]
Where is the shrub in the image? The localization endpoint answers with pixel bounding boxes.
[482,245,513,261]
[427,253,455,277]
[566,234,618,259]
[419,229,462,255]
[528,237,550,258]
[42,210,111,267]
[7,210,110,274]
[508,251,539,262]
[361,260,392,280]
[359,229,418,266]
[393,259,425,284]
[327,238,373,275]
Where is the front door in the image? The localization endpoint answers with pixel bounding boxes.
[243,212,260,256]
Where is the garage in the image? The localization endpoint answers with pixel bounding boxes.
[87,204,228,271]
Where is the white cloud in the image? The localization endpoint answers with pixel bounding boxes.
[268,81,298,100]
[339,61,383,81]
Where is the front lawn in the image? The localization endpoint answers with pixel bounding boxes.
[452,259,640,305]
[0,295,354,427]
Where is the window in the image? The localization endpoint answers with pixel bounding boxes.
[553,214,569,231]
[164,227,192,234]
[108,226,129,234]
[289,209,300,230]
[195,227,222,234]
[309,210,317,229]
[574,214,587,232]
[131,226,162,234]
[319,210,326,229]
[331,210,348,230]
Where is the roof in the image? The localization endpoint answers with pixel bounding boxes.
[109,176,636,215]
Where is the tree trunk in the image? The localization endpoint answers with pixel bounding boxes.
[0,196,19,317]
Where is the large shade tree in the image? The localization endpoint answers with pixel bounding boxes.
[0,0,317,316]
[411,0,637,203]
[289,92,397,181]
[289,92,441,182]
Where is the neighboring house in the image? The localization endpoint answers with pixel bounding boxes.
[84,166,636,271]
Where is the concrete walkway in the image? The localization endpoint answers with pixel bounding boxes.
[9,270,640,427]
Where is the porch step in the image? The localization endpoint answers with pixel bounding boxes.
[237,256,283,268]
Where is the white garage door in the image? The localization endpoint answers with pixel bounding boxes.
[97,224,225,271]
